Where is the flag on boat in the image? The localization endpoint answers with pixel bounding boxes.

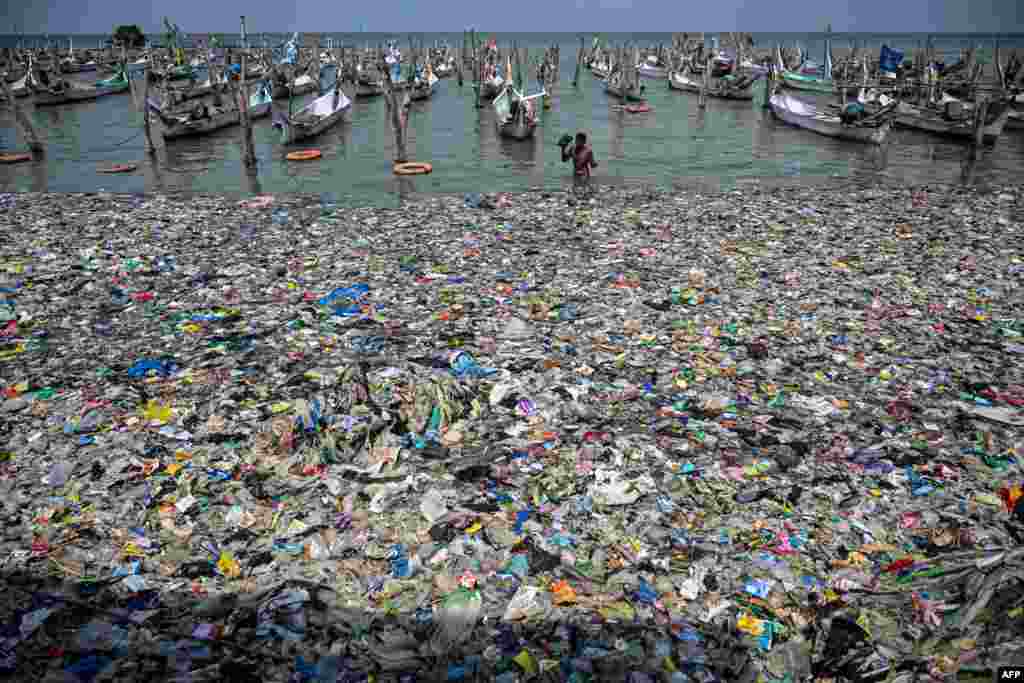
[281,33,299,65]
[879,45,904,73]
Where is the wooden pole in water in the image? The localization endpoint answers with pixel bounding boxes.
[238,16,255,169]
[699,55,708,108]
[141,55,155,154]
[573,35,583,87]
[381,51,411,164]
[973,96,989,160]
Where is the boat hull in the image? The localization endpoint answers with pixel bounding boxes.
[604,82,645,102]
[7,75,29,98]
[770,93,890,144]
[161,110,239,140]
[894,102,1010,143]
[496,120,536,140]
[638,64,667,79]
[272,80,318,100]
[668,72,754,100]
[355,81,385,97]
[167,83,215,103]
[248,101,272,120]
[409,84,437,101]
[277,107,352,144]
[480,79,503,100]
[33,82,129,106]
[779,71,834,94]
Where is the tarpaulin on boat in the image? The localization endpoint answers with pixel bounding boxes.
[879,45,904,73]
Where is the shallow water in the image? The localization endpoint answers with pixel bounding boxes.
[2,32,1023,205]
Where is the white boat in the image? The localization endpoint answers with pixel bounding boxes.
[769,90,892,144]
[894,97,1012,143]
[590,62,611,79]
[272,84,351,144]
[493,85,543,140]
[7,73,29,98]
[637,56,667,79]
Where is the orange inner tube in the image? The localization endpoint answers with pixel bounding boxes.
[393,161,433,175]
[625,103,652,113]
[0,153,32,164]
[286,150,321,161]
[97,163,137,174]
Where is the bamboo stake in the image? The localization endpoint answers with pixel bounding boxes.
[973,96,989,159]
[699,55,708,108]
[238,16,255,169]
[142,55,155,154]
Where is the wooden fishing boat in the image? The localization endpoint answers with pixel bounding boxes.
[149,79,272,138]
[409,65,439,102]
[769,90,893,144]
[166,64,195,81]
[356,78,386,97]
[60,59,98,74]
[30,70,130,106]
[156,103,239,140]
[1008,94,1024,130]
[893,98,1012,143]
[667,69,756,100]
[493,85,544,140]
[480,75,504,100]
[272,84,352,144]
[774,45,830,93]
[604,70,645,101]
[164,74,225,105]
[271,73,318,100]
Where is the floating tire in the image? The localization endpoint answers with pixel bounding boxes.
[0,153,32,164]
[393,161,433,175]
[286,150,322,161]
[97,163,138,174]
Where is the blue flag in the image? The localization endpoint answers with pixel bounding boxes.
[879,45,904,73]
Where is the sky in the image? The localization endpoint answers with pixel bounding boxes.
[2,0,1021,35]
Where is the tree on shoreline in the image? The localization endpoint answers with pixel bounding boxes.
[113,25,146,49]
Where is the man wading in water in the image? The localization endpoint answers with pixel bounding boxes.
[559,132,598,195]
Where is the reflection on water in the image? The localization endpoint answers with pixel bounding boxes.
[243,168,262,196]
[1,47,1023,203]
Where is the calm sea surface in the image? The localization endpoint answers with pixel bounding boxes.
[1,32,1023,205]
